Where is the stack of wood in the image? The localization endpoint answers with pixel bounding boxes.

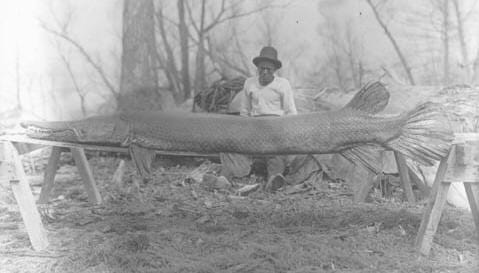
[194,76,246,113]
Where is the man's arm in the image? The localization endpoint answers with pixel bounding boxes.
[282,80,297,115]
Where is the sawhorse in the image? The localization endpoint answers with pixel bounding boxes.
[0,134,216,250]
[353,151,421,203]
[415,133,479,255]
[0,140,103,250]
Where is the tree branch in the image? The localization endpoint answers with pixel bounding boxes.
[365,0,416,85]
[39,22,118,98]
[204,3,273,33]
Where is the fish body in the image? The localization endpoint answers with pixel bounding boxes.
[21,82,453,172]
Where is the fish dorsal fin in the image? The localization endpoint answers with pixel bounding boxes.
[343,81,389,114]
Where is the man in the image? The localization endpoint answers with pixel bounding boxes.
[239,46,297,117]
[238,46,298,190]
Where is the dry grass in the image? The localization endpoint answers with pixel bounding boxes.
[0,154,478,273]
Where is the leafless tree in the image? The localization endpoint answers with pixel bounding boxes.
[451,0,471,81]
[185,0,273,94]
[177,0,191,100]
[40,13,119,100]
[40,7,102,116]
[365,0,416,85]
[316,14,366,91]
[119,0,161,111]
[155,3,182,102]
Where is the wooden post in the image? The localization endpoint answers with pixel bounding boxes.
[394,152,416,203]
[415,145,455,256]
[464,183,479,239]
[70,148,102,204]
[0,142,49,250]
[38,146,62,203]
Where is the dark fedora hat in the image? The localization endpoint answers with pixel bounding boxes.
[252,46,282,69]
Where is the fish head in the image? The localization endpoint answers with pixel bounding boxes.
[21,116,128,144]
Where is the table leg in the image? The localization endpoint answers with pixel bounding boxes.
[415,145,455,256]
[0,142,49,250]
[71,148,102,204]
[394,152,415,203]
[464,183,479,240]
[38,146,62,203]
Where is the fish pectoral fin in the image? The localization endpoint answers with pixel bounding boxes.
[344,81,389,114]
[129,144,155,177]
[340,145,383,174]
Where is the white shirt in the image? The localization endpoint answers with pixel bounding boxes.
[239,76,297,117]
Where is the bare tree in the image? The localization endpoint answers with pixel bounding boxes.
[441,0,450,85]
[41,7,109,116]
[365,0,416,85]
[119,0,161,110]
[58,51,88,116]
[40,15,119,100]
[185,0,273,93]
[452,0,474,83]
[205,23,252,78]
[177,0,191,100]
[156,3,182,102]
[316,14,366,91]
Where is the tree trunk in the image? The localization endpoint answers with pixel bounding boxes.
[442,0,450,86]
[156,6,182,103]
[194,0,207,95]
[451,0,470,81]
[332,50,347,91]
[119,0,160,111]
[178,0,191,101]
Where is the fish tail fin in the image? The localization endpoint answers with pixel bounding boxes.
[344,81,390,114]
[386,102,454,165]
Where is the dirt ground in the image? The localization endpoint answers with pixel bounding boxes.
[0,149,478,273]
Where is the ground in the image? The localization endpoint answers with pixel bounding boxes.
[0,149,478,273]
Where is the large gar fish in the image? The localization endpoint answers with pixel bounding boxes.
[21,82,453,174]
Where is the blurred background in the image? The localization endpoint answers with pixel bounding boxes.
[1,0,479,120]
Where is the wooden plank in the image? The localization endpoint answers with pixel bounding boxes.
[444,165,479,183]
[38,147,62,204]
[416,182,452,256]
[415,145,456,256]
[464,183,479,240]
[443,141,479,183]
[452,133,479,144]
[70,148,102,204]
[394,152,415,203]
[0,142,49,250]
[0,134,218,157]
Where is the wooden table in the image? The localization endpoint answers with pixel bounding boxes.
[415,133,479,256]
[0,133,439,251]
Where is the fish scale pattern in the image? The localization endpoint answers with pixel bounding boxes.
[125,109,400,155]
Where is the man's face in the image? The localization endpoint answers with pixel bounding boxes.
[257,61,277,86]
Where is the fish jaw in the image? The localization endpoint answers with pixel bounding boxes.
[21,120,81,142]
[21,116,129,145]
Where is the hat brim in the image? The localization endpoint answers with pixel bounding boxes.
[253,57,282,69]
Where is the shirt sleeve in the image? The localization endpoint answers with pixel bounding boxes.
[239,81,251,117]
[282,80,297,115]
